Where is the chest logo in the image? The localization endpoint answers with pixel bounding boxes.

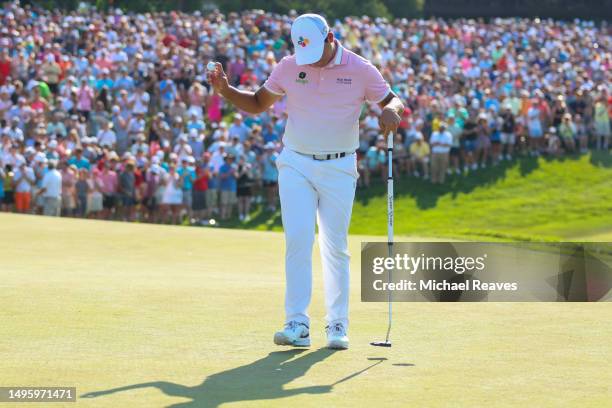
[296,71,308,85]
[336,77,352,85]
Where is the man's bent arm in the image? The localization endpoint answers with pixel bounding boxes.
[220,86,280,115]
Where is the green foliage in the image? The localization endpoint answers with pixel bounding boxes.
[237,0,393,20]
[45,0,423,18]
[383,0,423,18]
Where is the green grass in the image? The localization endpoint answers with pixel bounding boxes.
[225,151,612,241]
[1,214,611,407]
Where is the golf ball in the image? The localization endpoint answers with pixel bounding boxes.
[207,61,217,72]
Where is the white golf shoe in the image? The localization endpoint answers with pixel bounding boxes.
[326,323,349,350]
[273,321,310,347]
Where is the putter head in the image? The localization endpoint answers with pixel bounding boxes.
[370,341,392,347]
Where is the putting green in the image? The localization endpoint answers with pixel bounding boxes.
[1,214,610,407]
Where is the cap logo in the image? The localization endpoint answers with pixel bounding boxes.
[297,36,309,47]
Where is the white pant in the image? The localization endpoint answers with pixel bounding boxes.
[276,148,358,329]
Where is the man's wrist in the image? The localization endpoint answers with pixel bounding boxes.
[383,103,403,116]
[218,85,232,99]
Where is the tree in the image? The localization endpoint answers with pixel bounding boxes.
[383,0,423,18]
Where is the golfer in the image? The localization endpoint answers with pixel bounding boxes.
[207,13,403,349]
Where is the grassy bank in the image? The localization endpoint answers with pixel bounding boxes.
[227,151,612,241]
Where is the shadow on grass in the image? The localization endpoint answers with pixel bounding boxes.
[357,156,540,209]
[213,151,607,224]
[81,349,387,407]
[590,150,612,168]
[211,207,283,231]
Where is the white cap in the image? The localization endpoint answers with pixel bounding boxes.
[291,14,329,66]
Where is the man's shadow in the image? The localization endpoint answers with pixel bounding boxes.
[81,348,383,407]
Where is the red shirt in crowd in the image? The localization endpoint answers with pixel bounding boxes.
[194,168,209,192]
[0,57,11,85]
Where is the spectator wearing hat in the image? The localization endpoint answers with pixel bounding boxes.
[188,129,205,159]
[461,116,479,171]
[97,120,116,150]
[90,101,109,138]
[174,134,193,162]
[192,157,210,224]
[430,122,453,184]
[527,94,545,155]
[236,155,254,222]
[187,82,207,120]
[99,156,118,219]
[143,157,165,223]
[46,111,67,139]
[546,127,561,157]
[260,142,278,212]
[558,113,577,153]
[593,93,610,150]
[205,158,219,222]
[362,136,386,187]
[75,167,89,217]
[574,114,589,154]
[127,112,146,144]
[37,160,62,216]
[229,113,250,142]
[130,86,150,116]
[118,160,136,221]
[447,115,463,175]
[161,162,184,224]
[60,163,78,216]
[0,163,5,207]
[500,106,516,160]
[178,156,197,223]
[13,157,35,213]
[2,160,14,211]
[170,116,184,141]
[219,153,238,220]
[42,54,61,96]
[86,168,104,219]
[410,132,430,179]
[6,118,24,143]
[68,147,91,170]
[46,139,60,161]
[112,105,130,155]
[392,132,409,178]
[131,133,149,156]
[476,116,492,169]
[31,155,49,215]
[186,112,205,134]
[77,78,94,119]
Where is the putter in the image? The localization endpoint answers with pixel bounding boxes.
[371,129,394,348]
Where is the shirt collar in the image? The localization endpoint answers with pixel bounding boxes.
[325,40,348,68]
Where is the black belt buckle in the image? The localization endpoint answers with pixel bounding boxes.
[312,152,347,161]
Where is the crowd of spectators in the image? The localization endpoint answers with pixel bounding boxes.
[0,2,610,224]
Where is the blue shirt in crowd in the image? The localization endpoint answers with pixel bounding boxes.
[219,163,237,192]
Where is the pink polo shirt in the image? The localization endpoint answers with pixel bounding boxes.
[264,42,390,155]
